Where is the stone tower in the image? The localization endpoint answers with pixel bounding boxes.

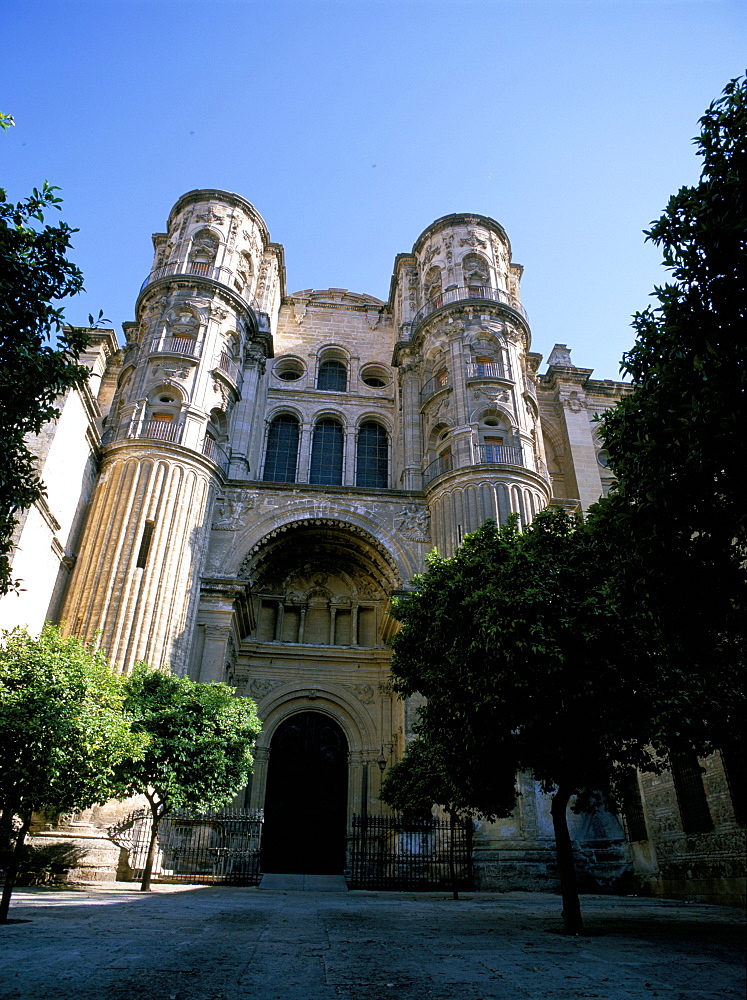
[390,213,550,555]
[60,191,282,677]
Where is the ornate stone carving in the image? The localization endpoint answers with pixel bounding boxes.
[195,208,225,225]
[152,362,190,380]
[473,387,511,405]
[366,307,380,331]
[209,303,229,321]
[395,504,431,542]
[342,683,375,705]
[212,491,257,530]
[212,378,230,409]
[421,243,441,267]
[244,343,266,375]
[248,678,283,700]
[460,230,487,249]
[562,390,587,412]
[293,299,308,325]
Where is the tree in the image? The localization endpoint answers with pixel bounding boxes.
[0,624,147,923]
[591,75,747,752]
[1,114,95,595]
[381,510,657,934]
[115,664,262,891]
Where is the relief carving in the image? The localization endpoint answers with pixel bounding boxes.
[395,504,431,543]
[195,208,225,225]
[366,308,380,331]
[248,678,283,700]
[341,683,376,705]
[293,299,308,325]
[212,491,258,530]
[421,243,441,267]
[460,230,487,249]
[152,362,190,380]
[562,390,587,412]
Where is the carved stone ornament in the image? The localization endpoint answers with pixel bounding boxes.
[212,378,230,409]
[152,362,190,380]
[209,303,229,321]
[421,243,441,267]
[245,343,267,374]
[195,207,225,225]
[395,504,431,543]
[474,387,510,405]
[293,299,308,325]
[562,390,587,412]
[366,308,380,331]
[443,233,454,249]
[342,683,375,705]
[248,678,283,700]
[460,230,487,249]
[212,491,258,530]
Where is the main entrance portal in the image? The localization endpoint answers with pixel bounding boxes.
[261,712,348,875]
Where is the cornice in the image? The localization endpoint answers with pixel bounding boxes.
[167,189,271,246]
[412,212,512,258]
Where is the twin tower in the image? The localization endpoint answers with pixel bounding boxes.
[47,190,620,873]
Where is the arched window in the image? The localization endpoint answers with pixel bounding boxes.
[310,419,344,485]
[356,422,388,488]
[317,359,347,392]
[263,414,299,483]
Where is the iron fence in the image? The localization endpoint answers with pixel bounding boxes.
[348,814,472,891]
[109,808,264,886]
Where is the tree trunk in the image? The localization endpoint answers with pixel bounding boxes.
[550,782,584,935]
[140,797,163,892]
[0,810,32,923]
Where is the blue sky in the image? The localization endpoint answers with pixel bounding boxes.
[3,0,745,379]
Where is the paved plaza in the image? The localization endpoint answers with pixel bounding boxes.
[0,883,744,1000]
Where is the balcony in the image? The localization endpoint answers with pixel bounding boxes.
[465,360,513,381]
[136,420,183,444]
[214,351,243,390]
[412,284,527,330]
[149,335,201,357]
[420,370,451,404]
[202,435,230,473]
[139,262,260,312]
[422,444,547,487]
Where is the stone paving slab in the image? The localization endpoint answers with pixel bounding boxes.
[259,873,349,892]
[0,885,743,1000]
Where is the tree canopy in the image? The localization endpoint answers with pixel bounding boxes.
[591,74,747,752]
[115,664,262,890]
[0,115,94,595]
[0,623,147,921]
[382,509,657,933]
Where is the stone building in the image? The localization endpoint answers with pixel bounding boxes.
[2,190,743,904]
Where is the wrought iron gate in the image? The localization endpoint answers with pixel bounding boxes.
[348,814,473,890]
[110,808,264,886]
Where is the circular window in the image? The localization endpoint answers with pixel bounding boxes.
[274,357,305,381]
[361,364,391,388]
[159,395,175,403]
[484,417,500,427]
[597,450,611,468]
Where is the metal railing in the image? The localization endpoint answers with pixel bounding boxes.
[422,444,548,486]
[149,335,201,357]
[412,284,527,329]
[140,262,260,312]
[466,360,513,381]
[137,419,183,444]
[420,370,451,403]
[201,435,230,473]
[215,351,242,388]
[348,814,472,891]
[109,808,264,886]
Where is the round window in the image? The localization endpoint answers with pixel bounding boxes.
[275,357,305,381]
[361,364,391,388]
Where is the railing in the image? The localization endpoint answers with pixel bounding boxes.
[420,370,451,403]
[412,284,527,328]
[149,335,201,357]
[474,443,524,466]
[215,351,242,388]
[466,360,513,381]
[422,452,454,485]
[109,808,264,886]
[348,814,472,891]
[201,435,230,473]
[140,262,260,312]
[422,444,549,486]
[137,419,183,444]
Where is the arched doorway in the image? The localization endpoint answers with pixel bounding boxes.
[262,712,348,874]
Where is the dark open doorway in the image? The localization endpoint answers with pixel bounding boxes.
[261,712,348,874]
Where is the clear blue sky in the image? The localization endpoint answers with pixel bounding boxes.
[3,0,745,379]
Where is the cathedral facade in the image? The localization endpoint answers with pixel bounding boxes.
[3,190,742,903]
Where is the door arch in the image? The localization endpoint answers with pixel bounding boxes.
[262,711,348,874]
